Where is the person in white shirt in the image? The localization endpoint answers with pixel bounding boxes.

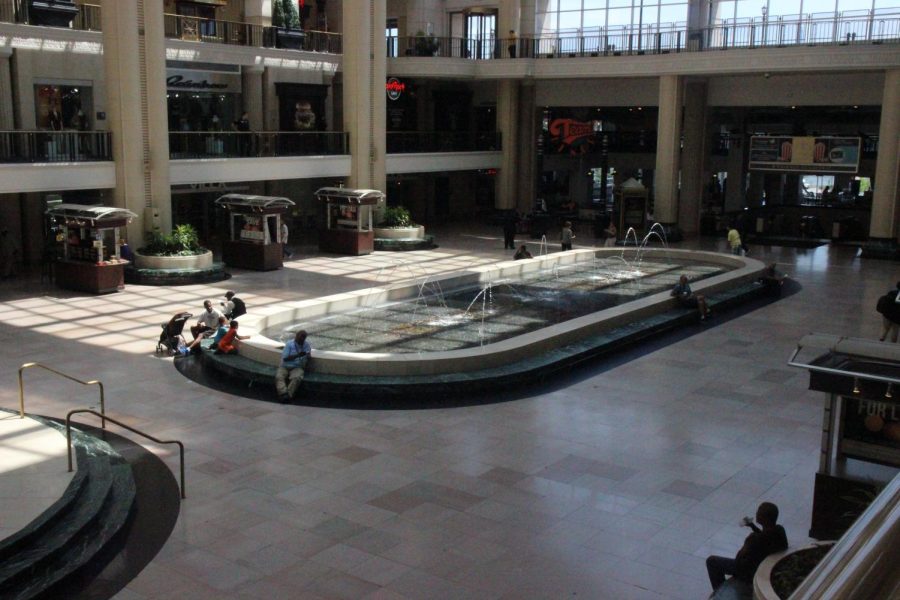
[281,222,292,258]
[190,300,222,341]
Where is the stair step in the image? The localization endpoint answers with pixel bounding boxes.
[0,422,137,600]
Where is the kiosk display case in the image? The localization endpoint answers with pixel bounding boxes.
[214,194,295,271]
[316,187,384,256]
[46,204,137,294]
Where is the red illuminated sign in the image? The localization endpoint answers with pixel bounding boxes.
[386,77,405,101]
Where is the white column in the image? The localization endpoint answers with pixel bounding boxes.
[342,0,386,191]
[242,65,265,131]
[496,79,520,210]
[102,0,171,242]
[679,80,707,236]
[517,80,537,214]
[869,69,900,241]
[654,74,683,224]
[243,0,271,25]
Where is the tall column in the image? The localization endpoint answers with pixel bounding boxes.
[102,0,171,242]
[342,0,386,191]
[517,80,537,214]
[242,65,265,131]
[654,75,683,226]
[496,79,519,210]
[679,80,706,237]
[499,0,521,47]
[0,49,14,130]
[869,69,900,242]
[243,0,270,25]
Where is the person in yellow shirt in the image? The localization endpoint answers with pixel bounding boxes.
[727,225,742,256]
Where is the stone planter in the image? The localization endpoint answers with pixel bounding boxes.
[133,249,213,270]
[754,542,835,600]
[373,226,425,240]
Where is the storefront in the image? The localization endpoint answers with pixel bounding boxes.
[34,81,93,130]
[166,66,242,132]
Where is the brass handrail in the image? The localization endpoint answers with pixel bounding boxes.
[66,409,186,499]
[18,362,106,429]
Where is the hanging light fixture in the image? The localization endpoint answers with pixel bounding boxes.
[886,383,893,399]
[852,378,861,395]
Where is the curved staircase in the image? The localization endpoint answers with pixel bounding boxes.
[0,414,137,600]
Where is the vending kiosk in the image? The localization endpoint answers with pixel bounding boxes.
[316,187,384,256]
[46,204,137,294]
[215,194,295,270]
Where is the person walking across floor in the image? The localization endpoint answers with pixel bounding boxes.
[281,221,293,258]
[276,330,311,402]
[706,502,788,595]
[560,221,575,251]
[502,212,518,250]
[727,224,743,256]
[877,281,900,342]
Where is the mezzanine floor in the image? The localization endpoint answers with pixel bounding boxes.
[0,224,894,599]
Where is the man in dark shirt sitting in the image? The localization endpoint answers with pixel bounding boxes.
[706,502,788,595]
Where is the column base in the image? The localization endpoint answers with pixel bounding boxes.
[860,238,900,260]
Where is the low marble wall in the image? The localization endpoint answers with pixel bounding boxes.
[373,226,425,240]
[238,248,764,376]
[133,250,213,270]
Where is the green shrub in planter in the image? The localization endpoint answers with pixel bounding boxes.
[380,206,414,228]
[272,0,300,28]
[140,224,207,256]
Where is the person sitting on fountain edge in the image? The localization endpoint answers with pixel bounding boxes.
[706,502,788,596]
[671,274,711,321]
[276,330,311,403]
[514,244,532,260]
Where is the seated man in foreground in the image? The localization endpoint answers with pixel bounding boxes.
[706,502,788,595]
[276,330,310,402]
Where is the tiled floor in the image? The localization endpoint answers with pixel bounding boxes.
[0,225,896,599]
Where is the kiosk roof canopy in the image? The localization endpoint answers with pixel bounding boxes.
[45,203,138,226]
[315,187,385,205]
[215,194,296,212]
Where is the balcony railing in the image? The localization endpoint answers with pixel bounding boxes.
[0,1,101,31]
[163,13,341,53]
[386,131,501,153]
[168,131,348,159]
[389,11,900,60]
[0,131,111,162]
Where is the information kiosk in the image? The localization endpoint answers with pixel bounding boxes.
[316,187,384,256]
[46,204,137,294]
[215,194,295,270]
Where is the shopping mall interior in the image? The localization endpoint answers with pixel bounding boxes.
[0,0,897,598]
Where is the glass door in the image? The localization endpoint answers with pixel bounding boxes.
[466,12,497,59]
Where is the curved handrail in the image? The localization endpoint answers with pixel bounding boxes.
[18,362,105,429]
[66,409,185,499]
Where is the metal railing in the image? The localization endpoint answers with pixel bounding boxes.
[168,131,348,159]
[0,1,101,31]
[163,13,341,53]
[389,12,900,60]
[66,409,185,499]
[0,131,112,163]
[18,362,106,429]
[387,131,502,154]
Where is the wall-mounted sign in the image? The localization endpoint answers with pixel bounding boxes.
[166,70,241,93]
[386,77,405,101]
[549,118,598,155]
[841,396,900,465]
[749,136,861,173]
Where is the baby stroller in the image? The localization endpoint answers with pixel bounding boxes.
[157,311,193,355]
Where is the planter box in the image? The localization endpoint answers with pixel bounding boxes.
[754,543,835,600]
[275,28,305,50]
[134,250,213,270]
[29,0,78,27]
[373,226,425,240]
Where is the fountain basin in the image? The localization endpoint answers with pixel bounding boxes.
[237,249,765,377]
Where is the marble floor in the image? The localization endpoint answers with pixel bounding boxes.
[0,225,895,599]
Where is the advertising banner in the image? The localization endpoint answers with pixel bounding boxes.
[748,136,860,173]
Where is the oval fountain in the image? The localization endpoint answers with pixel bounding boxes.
[235,247,766,380]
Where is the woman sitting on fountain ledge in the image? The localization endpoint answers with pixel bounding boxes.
[671,275,711,321]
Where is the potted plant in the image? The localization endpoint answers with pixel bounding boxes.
[374,206,428,247]
[414,31,439,56]
[134,224,213,270]
[272,0,305,50]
